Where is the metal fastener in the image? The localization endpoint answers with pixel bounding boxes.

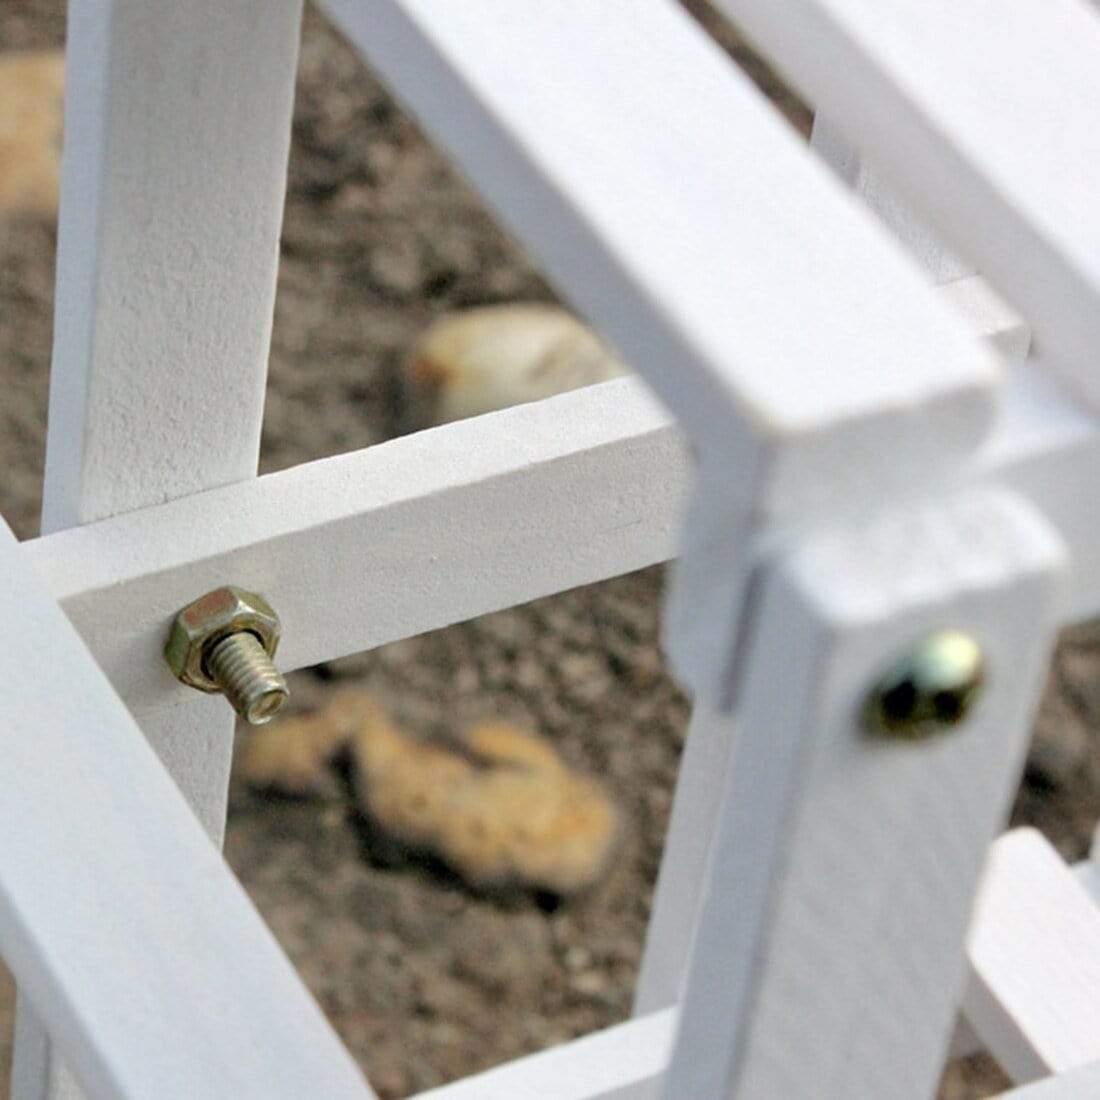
[863,629,985,739]
[164,586,289,725]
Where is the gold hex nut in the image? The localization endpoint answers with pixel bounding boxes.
[863,629,986,740]
[164,586,282,694]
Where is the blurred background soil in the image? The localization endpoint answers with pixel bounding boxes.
[1,3,1097,1097]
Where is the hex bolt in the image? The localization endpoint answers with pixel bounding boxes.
[863,629,985,740]
[164,586,289,725]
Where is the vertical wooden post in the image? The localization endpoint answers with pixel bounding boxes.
[662,488,1064,1098]
[13,1,303,1097]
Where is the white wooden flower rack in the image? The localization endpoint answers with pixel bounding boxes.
[3,1,1100,1097]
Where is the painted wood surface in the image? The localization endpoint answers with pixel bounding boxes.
[0,519,374,1100]
[25,352,1100,720]
[412,1010,673,1100]
[320,0,999,699]
[41,0,302,532]
[965,829,1100,1083]
[18,2,304,1096]
[28,332,1100,723]
[28,378,687,714]
[997,1062,1100,1099]
[811,117,972,285]
[718,0,1100,412]
[664,488,1066,1098]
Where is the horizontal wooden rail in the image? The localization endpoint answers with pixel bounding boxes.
[21,351,1100,721]
[412,1009,673,1100]
[718,0,1100,412]
[26,378,686,717]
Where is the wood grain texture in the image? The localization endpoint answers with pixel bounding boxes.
[41,0,302,533]
[0,519,374,1100]
[664,488,1066,1099]
[719,0,1100,411]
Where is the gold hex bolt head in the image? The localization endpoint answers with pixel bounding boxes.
[863,629,985,740]
[164,586,289,725]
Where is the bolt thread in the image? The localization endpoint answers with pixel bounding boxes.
[206,632,288,725]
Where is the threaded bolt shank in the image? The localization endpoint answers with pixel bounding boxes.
[205,632,289,725]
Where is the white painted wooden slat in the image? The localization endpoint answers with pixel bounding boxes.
[718,0,1100,410]
[21,2,305,1095]
[321,0,999,697]
[0,519,374,1100]
[633,704,735,1017]
[22,353,1100,713]
[996,1062,1100,1099]
[965,829,1100,1084]
[411,1010,673,1100]
[664,488,1065,1099]
[42,0,302,532]
[634,279,1029,1018]
[28,378,688,714]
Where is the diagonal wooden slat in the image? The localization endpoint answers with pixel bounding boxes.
[0,519,374,1100]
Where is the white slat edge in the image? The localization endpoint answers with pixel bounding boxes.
[320,0,997,518]
[717,0,1100,412]
[965,829,1100,1084]
[0,520,373,1100]
[411,1010,673,1100]
[665,488,1066,1098]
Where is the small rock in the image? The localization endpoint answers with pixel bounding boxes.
[347,690,620,897]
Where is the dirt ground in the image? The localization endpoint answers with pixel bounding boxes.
[1,4,1097,1098]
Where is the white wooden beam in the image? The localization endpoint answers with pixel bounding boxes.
[717,0,1100,412]
[319,0,999,699]
[42,0,301,532]
[664,488,1065,1099]
[27,378,688,715]
[965,829,1100,1084]
[0,520,373,1100]
[637,274,1042,1020]
[20,2,304,1096]
[997,1062,1100,1099]
[411,1010,673,1100]
[21,355,1100,716]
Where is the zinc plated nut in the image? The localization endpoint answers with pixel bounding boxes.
[164,586,289,725]
[863,629,985,740]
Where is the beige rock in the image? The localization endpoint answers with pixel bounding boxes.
[0,51,64,218]
[234,687,620,896]
[405,303,629,425]
[347,691,620,896]
[235,710,350,797]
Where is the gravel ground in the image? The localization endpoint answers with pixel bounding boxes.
[1,4,1096,1098]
